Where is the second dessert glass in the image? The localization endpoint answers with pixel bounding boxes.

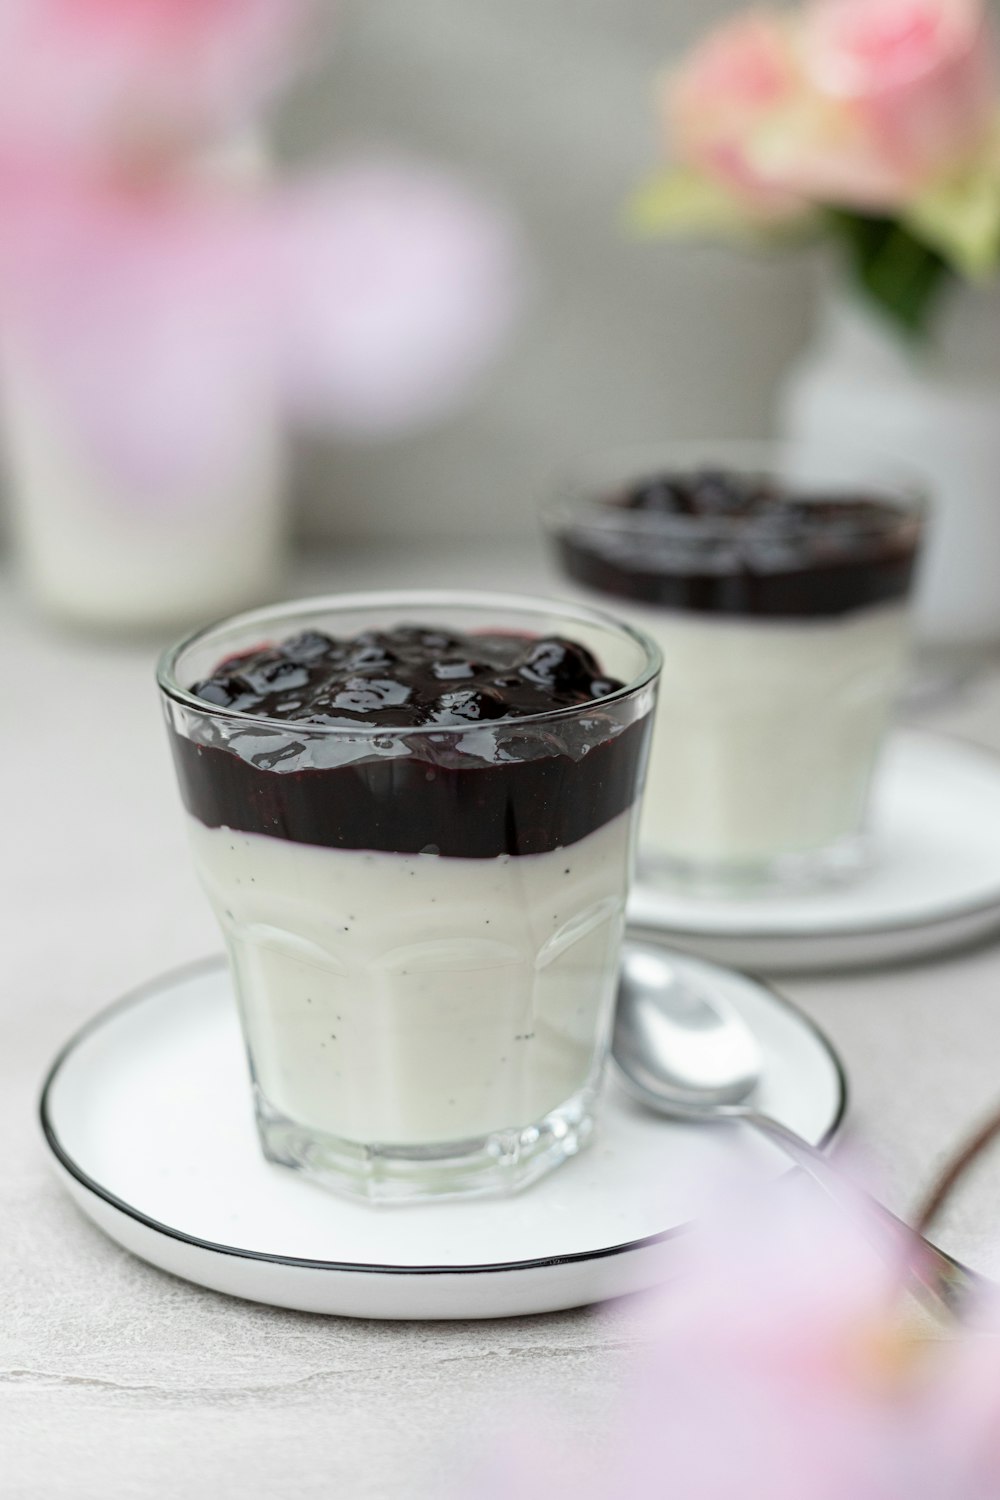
[546,443,926,894]
[158,591,660,1203]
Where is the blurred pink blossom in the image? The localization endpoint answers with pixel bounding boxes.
[667,12,808,215]
[803,0,999,188]
[0,0,312,158]
[0,1,519,498]
[268,165,517,437]
[663,9,910,215]
[662,0,1000,217]
[482,1186,1000,1500]
[0,156,518,495]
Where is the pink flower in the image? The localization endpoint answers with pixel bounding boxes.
[479,1185,1000,1500]
[0,0,312,159]
[267,164,518,437]
[665,9,912,212]
[803,0,999,186]
[662,0,1000,218]
[0,2,519,498]
[668,11,808,215]
[0,156,519,496]
[746,92,931,211]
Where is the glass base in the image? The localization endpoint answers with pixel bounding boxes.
[638,830,870,900]
[254,1085,598,1205]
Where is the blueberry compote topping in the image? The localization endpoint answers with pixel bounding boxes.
[190,625,623,728]
[554,468,921,617]
[171,624,649,859]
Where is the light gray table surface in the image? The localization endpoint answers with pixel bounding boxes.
[6,545,1000,1499]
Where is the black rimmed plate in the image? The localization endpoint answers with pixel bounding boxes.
[630,731,1000,974]
[40,946,845,1320]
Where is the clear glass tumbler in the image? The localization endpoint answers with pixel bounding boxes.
[546,443,926,894]
[158,590,659,1202]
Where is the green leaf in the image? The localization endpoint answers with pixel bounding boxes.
[628,169,758,238]
[824,210,953,339]
[906,170,1000,280]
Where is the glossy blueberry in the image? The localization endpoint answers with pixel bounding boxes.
[518,637,599,691]
[328,677,413,715]
[431,659,487,682]
[344,631,399,671]
[687,468,756,516]
[627,477,694,514]
[430,688,508,724]
[393,625,461,653]
[190,674,257,709]
[282,630,338,663]
[252,658,311,692]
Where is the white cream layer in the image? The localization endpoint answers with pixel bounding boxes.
[187,812,634,1146]
[626,601,911,867]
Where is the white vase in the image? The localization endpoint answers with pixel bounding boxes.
[2,354,287,633]
[1,136,288,634]
[778,282,1000,653]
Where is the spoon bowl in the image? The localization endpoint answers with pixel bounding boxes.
[613,940,762,1115]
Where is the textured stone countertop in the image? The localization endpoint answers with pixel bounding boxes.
[5,545,1000,1498]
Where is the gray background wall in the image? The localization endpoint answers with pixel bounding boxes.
[280,0,821,542]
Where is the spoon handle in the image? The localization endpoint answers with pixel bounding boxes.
[744,1110,985,1322]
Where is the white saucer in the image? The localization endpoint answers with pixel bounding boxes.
[40,947,845,1320]
[629,731,1000,974]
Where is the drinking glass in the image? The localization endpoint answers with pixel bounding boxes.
[159,590,660,1201]
[546,443,926,893]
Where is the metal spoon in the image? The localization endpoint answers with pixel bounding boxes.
[613,940,982,1320]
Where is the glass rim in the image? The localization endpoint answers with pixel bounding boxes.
[543,438,929,542]
[156,587,663,738]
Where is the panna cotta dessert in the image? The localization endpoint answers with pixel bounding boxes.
[159,592,659,1201]
[549,462,924,890]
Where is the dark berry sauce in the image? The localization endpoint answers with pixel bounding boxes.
[170,624,650,859]
[553,468,921,617]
